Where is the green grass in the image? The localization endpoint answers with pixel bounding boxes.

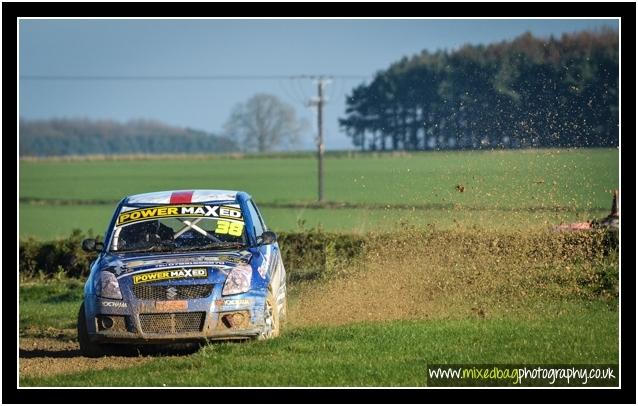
[21,301,618,387]
[19,277,84,332]
[19,203,611,240]
[19,277,618,387]
[19,149,618,239]
[19,204,114,239]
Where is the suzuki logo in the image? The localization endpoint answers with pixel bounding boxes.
[166,286,178,300]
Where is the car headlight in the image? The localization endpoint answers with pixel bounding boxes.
[222,264,252,296]
[97,271,123,300]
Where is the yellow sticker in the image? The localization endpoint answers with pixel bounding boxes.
[132,268,208,284]
[117,204,243,225]
[215,220,244,236]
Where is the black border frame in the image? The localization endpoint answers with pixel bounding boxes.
[5,2,635,404]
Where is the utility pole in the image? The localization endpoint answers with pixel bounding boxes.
[308,77,330,203]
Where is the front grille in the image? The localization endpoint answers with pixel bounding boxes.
[139,312,206,334]
[133,284,213,300]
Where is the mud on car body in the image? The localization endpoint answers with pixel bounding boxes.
[78,190,287,357]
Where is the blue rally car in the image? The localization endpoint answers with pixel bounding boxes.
[78,190,287,357]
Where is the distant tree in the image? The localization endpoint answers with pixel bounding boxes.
[340,29,618,151]
[19,117,238,156]
[223,93,308,152]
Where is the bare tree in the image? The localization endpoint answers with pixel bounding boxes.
[223,93,308,152]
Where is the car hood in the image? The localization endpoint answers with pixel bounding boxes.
[98,250,255,282]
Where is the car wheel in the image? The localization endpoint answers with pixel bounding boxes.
[77,303,110,357]
[258,288,280,340]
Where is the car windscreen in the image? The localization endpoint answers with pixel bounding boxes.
[110,203,247,252]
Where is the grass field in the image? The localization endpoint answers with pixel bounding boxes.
[19,228,619,387]
[19,278,85,333]
[19,148,618,239]
[19,204,606,239]
[22,310,618,387]
[19,276,618,387]
[18,148,620,387]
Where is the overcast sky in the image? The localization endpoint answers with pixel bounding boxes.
[19,18,618,150]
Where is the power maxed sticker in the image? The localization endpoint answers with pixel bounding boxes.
[132,268,208,284]
[117,204,243,225]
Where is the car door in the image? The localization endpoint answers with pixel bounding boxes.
[247,199,286,322]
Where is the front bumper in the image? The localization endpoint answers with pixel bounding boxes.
[91,326,263,344]
[87,292,265,344]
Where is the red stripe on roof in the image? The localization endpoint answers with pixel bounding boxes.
[170,191,194,204]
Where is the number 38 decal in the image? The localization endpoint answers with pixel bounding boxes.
[215,220,244,236]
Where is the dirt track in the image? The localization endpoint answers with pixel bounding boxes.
[19,335,155,380]
[19,328,200,380]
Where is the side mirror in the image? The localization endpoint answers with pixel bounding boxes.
[258,231,277,245]
[82,238,103,252]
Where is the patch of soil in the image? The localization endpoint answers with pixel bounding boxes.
[19,337,154,379]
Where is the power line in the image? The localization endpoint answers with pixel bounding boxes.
[20,74,368,81]
[292,77,311,104]
[277,78,305,106]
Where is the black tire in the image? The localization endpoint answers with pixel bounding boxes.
[77,303,109,357]
[257,289,280,340]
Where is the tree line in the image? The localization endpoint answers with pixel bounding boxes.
[19,118,238,156]
[339,29,618,151]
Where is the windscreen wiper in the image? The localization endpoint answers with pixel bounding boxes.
[114,243,176,254]
[175,242,246,252]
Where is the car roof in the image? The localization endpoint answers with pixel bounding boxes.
[124,189,242,205]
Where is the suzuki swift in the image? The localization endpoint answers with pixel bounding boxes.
[78,190,287,357]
